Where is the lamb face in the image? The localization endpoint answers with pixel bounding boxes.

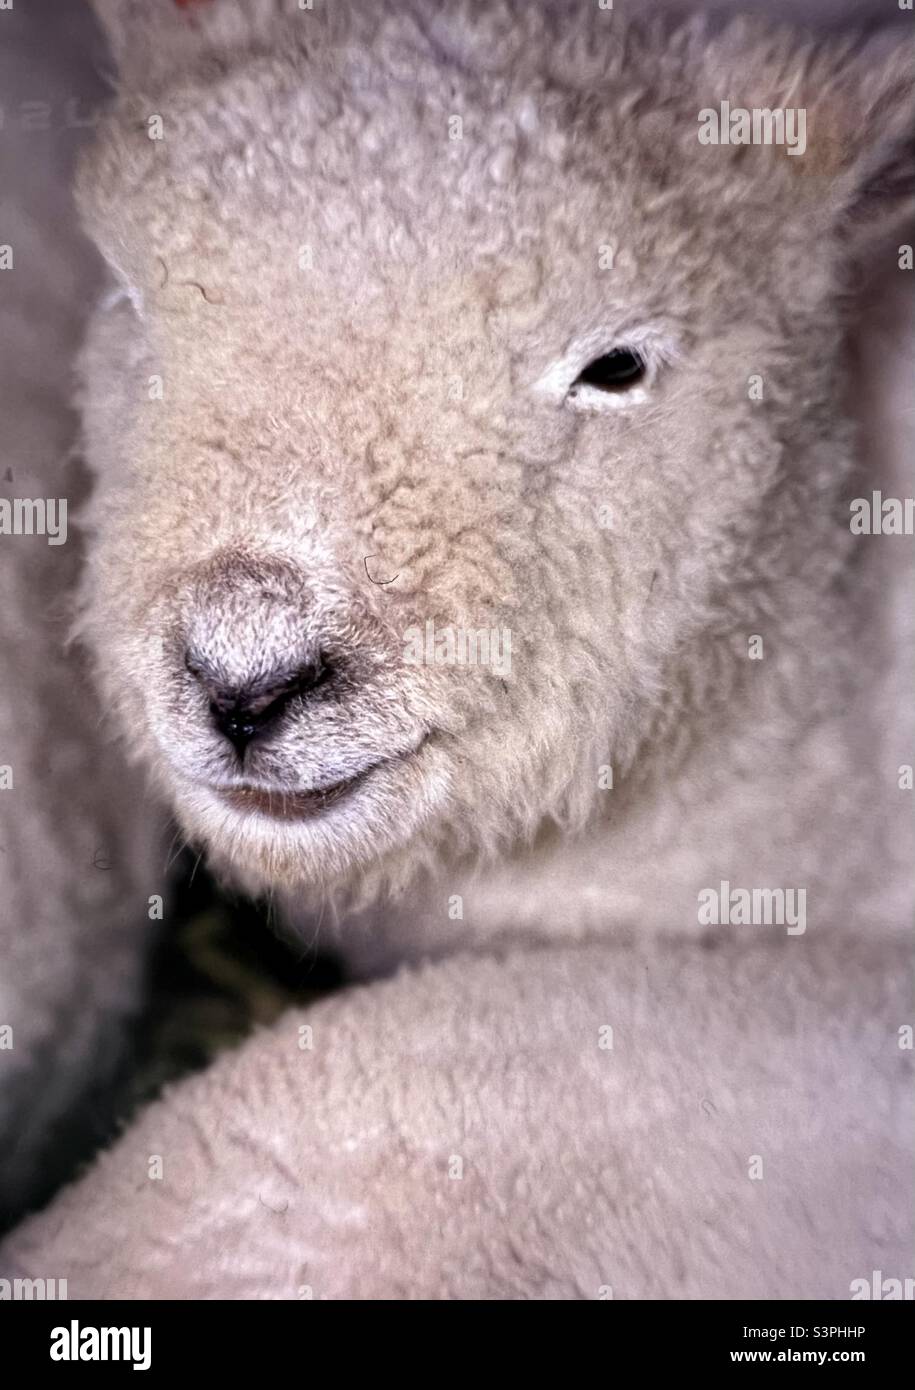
[74,3,912,896]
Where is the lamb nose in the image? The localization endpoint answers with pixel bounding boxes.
[186,655,329,756]
[212,703,261,754]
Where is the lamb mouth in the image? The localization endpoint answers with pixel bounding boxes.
[219,776,361,821]
[213,739,430,821]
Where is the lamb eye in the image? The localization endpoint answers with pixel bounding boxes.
[572,347,646,393]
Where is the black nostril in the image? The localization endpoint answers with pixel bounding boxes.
[210,705,260,754]
[186,653,331,756]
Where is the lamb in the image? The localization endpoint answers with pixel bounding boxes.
[3,938,912,1301]
[2,0,913,1297]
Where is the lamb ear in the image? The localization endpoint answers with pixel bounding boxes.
[89,0,328,91]
[696,20,913,249]
[89,0,220,87]
[812,35,915,250]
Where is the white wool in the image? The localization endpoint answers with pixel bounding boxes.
[1,0,911,1295]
